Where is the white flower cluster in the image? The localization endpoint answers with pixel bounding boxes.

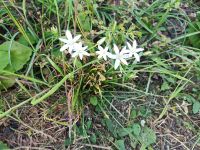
[59,30,144,70]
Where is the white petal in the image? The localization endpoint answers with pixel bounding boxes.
[104,47,109,52]
[103,55,107,61]
[113,44,119,54]
[133,40,137,49]
[97,37,106,45]
[120,58,128,65]
[114,59,120,70]
[73,35,81,42]
[82,46,88,51]
[79,54,83,60]
[135,48,144,52]
[98,45,104,52]
[98,55,102,59]
[83,51,90,56]
[96,51,101,55]
[60,44,69,52]
[121,46,129,54]
[68,47,74,54]
[127,42,132,50]
[72,52,78,57]
[133,53,140,62]
[59,38,68,43]
[123,53,132,59]
[107,53,116,59]
[66,30,73,40]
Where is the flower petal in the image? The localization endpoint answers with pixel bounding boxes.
[103,55,107,61]
[66,30,73,40]
[135,48,144,53]
[98,45,104,52]
[97,37,106,45]
[98,55,102,59]
[96,51,101,55]
[132,40,137,49]
[72,51,78,58]
[113,44,119,54]
[107,53,116,59]
[59,38,68,43]
[127,42,132,50]
[104,47,109,52]
[68,47,74,54]
[114,59,120,70]
[121,46,130,54]
[83,51,90,56]
[120,58,128,65]
[133,53,140,62]
[60,44,69,52]
[123,53,132,59]
[73,35,81,42]
[79,54,83,60]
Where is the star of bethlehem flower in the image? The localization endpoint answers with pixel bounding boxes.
[72,42,90,60]
[96,45,113,61]
[109,44,130,70]
[59,30,81,54]
[127,40,144,62]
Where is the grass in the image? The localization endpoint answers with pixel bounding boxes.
[0,0,200,149]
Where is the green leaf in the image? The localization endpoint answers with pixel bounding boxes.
[0,74,16,90]
[0,41,32,90]
[90,134,97,144]
[188,21,200,48]
[0,51,9,71]
[161,81,170,91]
[78,12,91,31]
[115,140,125,150]
[90,96,98,106]
[18,32,37,46]
[132,124,141,136]
[130,109,137,119]
[0,41,32,72]
[138,127,156,148]
[0,141,10,150]
[105,118,114,132]
[117,128,133,137]
[86,120,92,129]
[193,101,200,114]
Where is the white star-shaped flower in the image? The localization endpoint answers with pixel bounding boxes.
[109,44,130,70]
[96,45,112,61]
[59,30,81,53]
[127,40,144,62]
[72,42,90,60]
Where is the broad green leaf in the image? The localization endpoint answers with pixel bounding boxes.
[188,22,200,48]
[138,127,156,148]
[0,41,32,90]
[90,134,97,144]
[105,118,114,132]
[0,74,15,90]
[90,96,98,106]
[132,124,141,136]
[0,141,10,150]
[18,32,37,46]
[115,140,125,150]
[161,81,170,91]
[0,51,9,71]
[0,41,32,72]
[193,101,200,114]
[130,109,137,119]
[117,128,133,137]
